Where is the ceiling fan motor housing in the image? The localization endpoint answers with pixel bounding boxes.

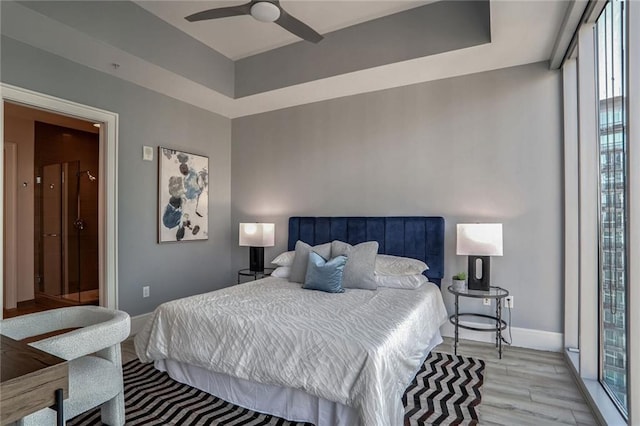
[250,2,281,22]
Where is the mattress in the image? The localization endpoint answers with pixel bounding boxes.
[135,277,448,426]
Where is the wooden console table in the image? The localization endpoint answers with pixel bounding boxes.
[0,334,68,425]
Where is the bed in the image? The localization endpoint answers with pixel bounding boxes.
[135,216,448,426]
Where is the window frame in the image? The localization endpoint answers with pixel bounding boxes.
[594,0,630,417]
[563,0,639,423]
[626,1,639,423]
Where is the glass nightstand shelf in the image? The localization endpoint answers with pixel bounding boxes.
[237,268,274,284]
[448,285,509,359]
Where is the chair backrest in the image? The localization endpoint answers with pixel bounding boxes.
[1,306,130,360]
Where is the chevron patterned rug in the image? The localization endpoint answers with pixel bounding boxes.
[404,352,485,426]
[69,352,484,426]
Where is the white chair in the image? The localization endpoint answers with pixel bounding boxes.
[0,306,130,426]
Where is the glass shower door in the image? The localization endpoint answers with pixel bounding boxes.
[38,161,81,303]
[41,163,63,298]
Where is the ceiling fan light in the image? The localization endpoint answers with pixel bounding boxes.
[250,2,280,23]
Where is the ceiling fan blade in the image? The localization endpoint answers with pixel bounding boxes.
[275,8,323,43]
[185,3,252,22]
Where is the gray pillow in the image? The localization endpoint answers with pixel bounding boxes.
[331,240,379,290]
[289,241,332,283]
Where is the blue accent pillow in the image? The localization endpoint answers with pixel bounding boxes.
[303,252,348,293]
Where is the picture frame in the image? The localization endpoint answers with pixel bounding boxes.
[158,147,209,243]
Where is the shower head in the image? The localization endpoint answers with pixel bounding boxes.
[77,170,97,181]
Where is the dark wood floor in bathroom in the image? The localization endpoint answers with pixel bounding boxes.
[2,296,96,319]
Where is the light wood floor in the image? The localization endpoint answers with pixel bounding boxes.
[121,338,138,364]
[121,337,599,426]
[434,338,599,426]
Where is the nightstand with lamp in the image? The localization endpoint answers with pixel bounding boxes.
[449,223,509,358]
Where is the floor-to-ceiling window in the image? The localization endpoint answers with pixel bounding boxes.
[596,0,629,417]
[562,0,638,423]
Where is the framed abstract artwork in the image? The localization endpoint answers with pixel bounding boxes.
[158,147,209,242]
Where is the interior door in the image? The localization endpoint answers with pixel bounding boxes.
[42,163,62,297]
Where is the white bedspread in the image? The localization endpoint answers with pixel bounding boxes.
[135,277,448,426]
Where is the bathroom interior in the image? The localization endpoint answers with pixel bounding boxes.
[3,102,100,318]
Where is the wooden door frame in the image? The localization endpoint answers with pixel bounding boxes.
[0,84,119,317]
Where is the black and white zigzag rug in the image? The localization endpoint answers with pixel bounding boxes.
[69,352,484,426]
[404,352,485,426]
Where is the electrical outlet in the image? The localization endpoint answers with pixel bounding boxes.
[504,296,514,309]
[142,286,150,298]
[483,298,491,306]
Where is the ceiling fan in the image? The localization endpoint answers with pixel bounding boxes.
[185,1,324,44]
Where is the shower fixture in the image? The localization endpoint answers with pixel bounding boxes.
[78,170,97,182]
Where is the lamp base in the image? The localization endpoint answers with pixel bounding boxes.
[249,247,265,272]
[468,255,491,291]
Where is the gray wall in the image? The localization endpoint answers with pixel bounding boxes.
[231,61,564,333]
[2,36,233,316]
[18,1,235,97]
[1,32,564,333]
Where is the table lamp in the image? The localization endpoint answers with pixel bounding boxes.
[456,223,503,291]
[239,223,275,272]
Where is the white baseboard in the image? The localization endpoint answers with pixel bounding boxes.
[440,320,563,352]
[129,312,153,337]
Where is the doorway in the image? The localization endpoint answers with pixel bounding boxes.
[1,83,118,319]
[3,104,100,317]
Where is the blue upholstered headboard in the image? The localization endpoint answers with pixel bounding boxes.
[288,217,445,286]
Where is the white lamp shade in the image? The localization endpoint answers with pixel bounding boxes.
[456,223,503,256]
[239,223,275,247]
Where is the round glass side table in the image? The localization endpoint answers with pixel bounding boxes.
[447,285,509,359]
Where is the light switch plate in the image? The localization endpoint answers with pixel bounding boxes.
[143,146,154,161]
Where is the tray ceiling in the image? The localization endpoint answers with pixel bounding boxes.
[1,0,571,118]
[136,1,433,60]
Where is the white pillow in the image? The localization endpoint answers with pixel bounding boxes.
[375,274,428,290]
[289,241,332,283]
[271,250,295,267]
[374,254,428,276]
[271,266,291,278]
[331,240,378,290]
